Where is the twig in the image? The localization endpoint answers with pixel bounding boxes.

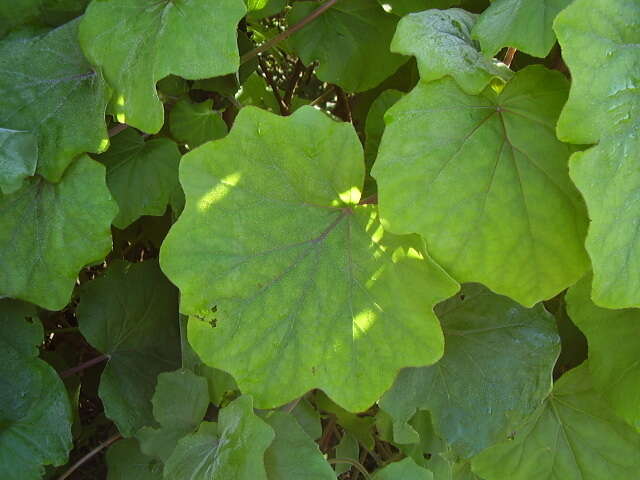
[503,47,517,68]
[57,433,122,480]
[282,59,305,114]
[240,0,340,65]
[358,194,378,205]
[48,327,80,335]
[258,56,288,114]
[108,123,127,137]
[335,87,352,122]
[60,354,109,378]
[328,458,372,480]
[310,86,336,106]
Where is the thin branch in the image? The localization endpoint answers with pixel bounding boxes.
[310,86,336,106]
[335,86,352,122]
[108,123,127,137]
[503,47,517,68]
[241,0,340,65]
[48,326,80,335]
[283,59,305,114]
[60,354,109,378]
[57,433,122,480]
[258,56,288,114]
[328,458,372,480]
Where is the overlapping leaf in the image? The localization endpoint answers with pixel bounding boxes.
[555,0,640,308]
[380,284,560,457]
[287,0,407,92]
[106,438,162,480]
[0,128,37,195]
[472,0,572,58]
[567,276,640,431]
[77,260,181,437]
[0,300,72,480]
[97,129,181,229]
[372,65,589,306]
[379,0,458,17]
[164,396,274,480]
[391,8,512,94]
[471,364,640,479]
[78,0,246,133]
[160,105,459,411]
[169,99,228,148]
[0,19,110,182]
[263,412,335,480]
[373,458,433,480]
[137,369,209,460]
[0,156,117,310]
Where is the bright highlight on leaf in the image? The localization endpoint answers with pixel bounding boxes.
[78,0,246,133]
[380,284,560,458]
[373,65,589,307]
[160,105,459,411]
[0,19,110,182]
[555,0,640,308]
[0,156,117,310]
[391,8,512,94]
[471,364,640,480]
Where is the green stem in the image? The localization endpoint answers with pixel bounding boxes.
[328,458,372,480]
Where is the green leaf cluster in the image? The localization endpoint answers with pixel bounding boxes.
[1,0,639,478]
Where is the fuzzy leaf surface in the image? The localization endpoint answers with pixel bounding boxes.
[567,276,640,431]
[0,156,116,310]
[77,260,181,437]
[164,396,274,480]
[160,106,459,411]
[555,0,640,308]
[472,364,640,479]
[380,284,560,457]
[372,65,589,307]
[97,129,181,229]
[473,0,572,58]
[0,301,72,480]
[391,8,512,94]
[78,0,246,133]
[0,19,110,181]
[0,128,37,195]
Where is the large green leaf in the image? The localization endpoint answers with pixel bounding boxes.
[566,276,640,431]
[0,0,90,37]
[471,364,640,479]
[160,105,459,411]
[169,98,228,149]
[97,129,181,229]
[364,90,403,176]
[0,300,72,480]
[472,0,572,58]
[77,260,181,437]
[555,0,640,308]
[0,156,117,310]
[380,284,560,457]
[287,0,407,92]
[78,0,246,133]
[163,396,274,480]
[0,19,110,182]
[391,9,512,94]
[372,65,589,307]
[0,128,37,195]
[372,458,433,480]
[263,411,335,480]
[137,368,209,460]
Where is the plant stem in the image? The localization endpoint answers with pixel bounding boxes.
[108,123,127,137]
[310,86,336,106]
[49,326,80,334]
[60,354,109,378]
[258,56,288,114]
[358,194,378,205]
[240,0,340,65]
[503,47,517,67]
[283,59,305,114]
[57,433,122,480]
[328,458,372,480]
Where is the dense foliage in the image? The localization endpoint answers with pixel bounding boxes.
[1,0,639,478]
